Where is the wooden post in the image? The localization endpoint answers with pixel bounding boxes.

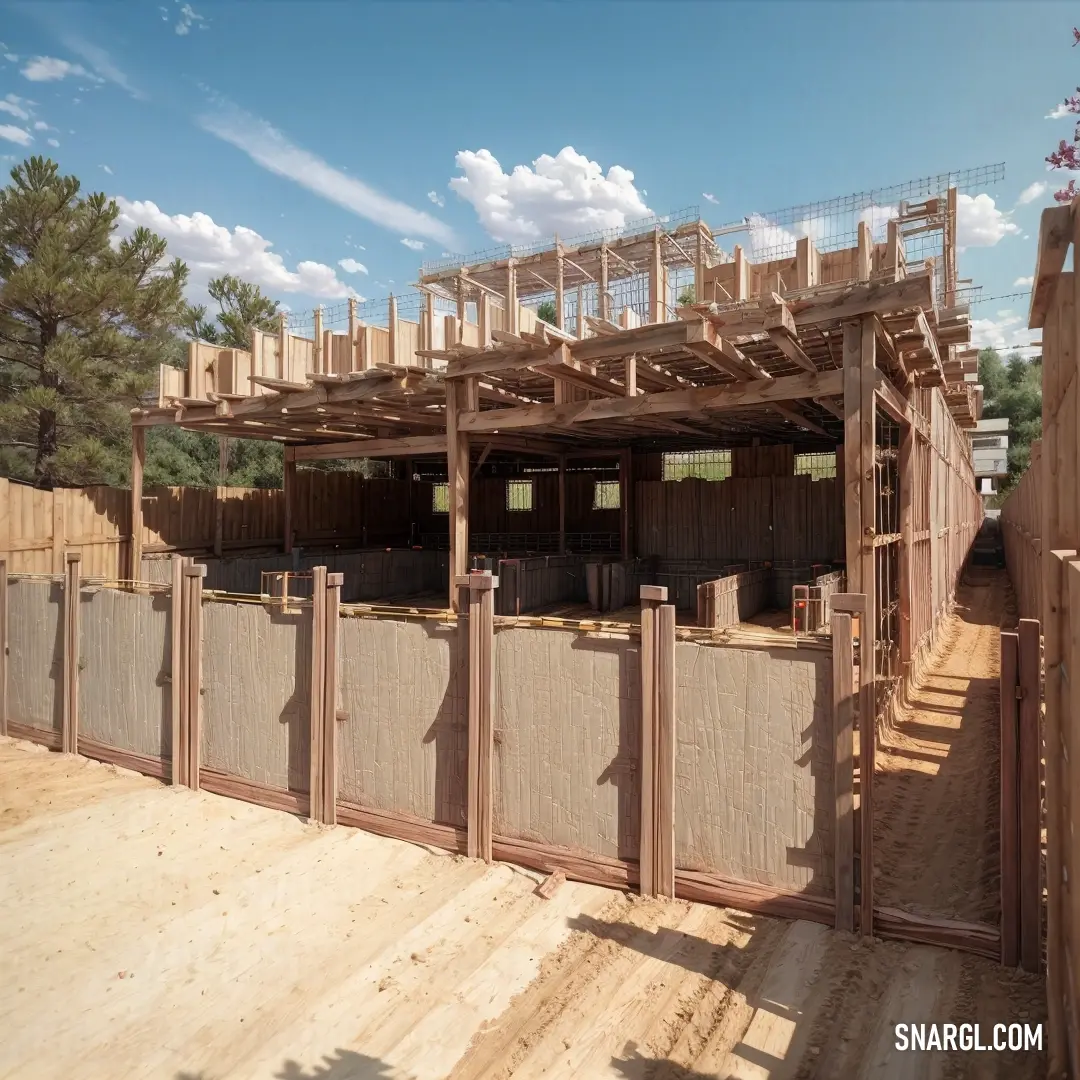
[313,305,323,373]
[649,230,663,323]
[309,565,327,824]
[183,564,205,791]
[557,454,566,555]
[1017,617,1041,974]
[506,261,518,335]
[999,629,1020,968]
[62,552,81,755]
[733,245,747,301]
[554,243,565,330]
[459,570,497,862]
[945,187,958,308]
[599,243,610,322]
[446,379,475,610]
[619,448,632,559]
[213,485,224,558]
[130,424,145,583]
[348,298,358,370]
[832,610,855,933]
[576,285,585,339]
[278,311,288,380]
[388,294,399,363]
[478,293,491,347]
[51,488,65,574]
[456,273,467,340]
[170,555,185,785]
[898,419,914,664]
[0,558,6,738]
[639,585,660,896]
[323,572,342,825]
[638,584,672,897]
[283,445,296,555]
[796,236,818,290]
[856,221,873,281]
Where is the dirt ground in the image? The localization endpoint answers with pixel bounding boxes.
[874,568,1014,924]
[0,735,1045,1080]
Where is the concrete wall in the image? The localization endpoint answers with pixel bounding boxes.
[78,587,171,759]
[200,599,311,793]
[337,615,467,827]
[674,640,834,895]
[7,579,63,735]
[492,626,641,860]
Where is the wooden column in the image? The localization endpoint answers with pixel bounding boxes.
[61,552,81,755]
[832,609,855,932]
[506,260,518,335]
[898,416,914,665]
[0,558,7,738]
[456,273,467,341]
[130,424,145,583]
[283,445,296,555]
[554,245,565,330]
[478,294,491,346]
[170,554,185,785]
[348,298,358,370]
[639,585,674,899]
[945,186,958,308]
[323,572,341,826]
[308,566,342,826]
[733,245,747,301]
[388,294,399,363]
[599,243,610,322]
[313,305,323,373]
[649,230,663,323]
[576,284,585,339]
[213,485,224,558]
[446,379,475,610]
[278,311,288,379]
[51,488,65,574]
[177,563,206,791]
[460,570,497,862]
[796,236,818,289]
[999,629,1020,968]
[557,454,566,555]
[619,448,632,559]
[856,221,872,282]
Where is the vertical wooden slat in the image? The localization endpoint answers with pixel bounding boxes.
[1017,616,1042,974]
[62,552,81,754]
[898,419,914,665]
[51,489,65,574]
[999,629,1020,968]
[185,564,205,792]
[0,559,6,738]
[323,571,342,827]
[130,426,145,582]
[283,446,296,555]
[308,564,328,824]
[638,584,667,897]
[170,554,185,785]
[656,602,675,899]
[619,448,632,559]
[832,610,855,932]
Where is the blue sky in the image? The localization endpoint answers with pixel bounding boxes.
[0,0,1075,353]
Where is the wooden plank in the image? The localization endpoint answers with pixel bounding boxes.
[61,552,81,755]
[459,367,845,434]
[130,425,145,581]
[308,565,328,824]
[170,555,184,785]
[832,610,855,933]
[51,489,64,574]
[842,323,863,594]
[1017,617,1042,974]
[293,434,448,463]
[999,630,1020,968]
[446,380,472,610]
[535,868,566,900]
[323,572,342,827]
[898,419,914,664]
[185,564,205,792]
[1029,204,1073,329]
[463,571,497,862]
[656,602,675,899]
[0,559,6,737]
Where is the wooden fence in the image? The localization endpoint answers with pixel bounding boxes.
[998,199,1080,1077]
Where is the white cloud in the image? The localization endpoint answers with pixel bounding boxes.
[100,164,113,175]
[32,120,48,130]
[0,98,29,121]
[1047,102,1075,120]
[400,237,425,251]
[3,54,19,63]
[450,146,652,245]
[1014,275,1034,287]
[60,38,144,99]
[858,203,898,240]
[956,193,1020,251]
[1015,181,1048,206]
[338,257,368,274]
[745,213,798,259]
[0,125,32,146]
[970,309,1040,353]
[113,197,360,301]
[198,102,457,246]
[22,56,94,82]
[46,137,59,148]
[427,190,445,208]
[702,192,719,205]
[175,3,207,35]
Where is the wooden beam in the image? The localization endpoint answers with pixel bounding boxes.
[446,379,474,611]
[765,301,817,373]
[874,370,912,429]
[639,586,659,897]
[656,602,675,899]
[309,564,328,825]
[125,425,145,582]
[293,434,448,462]
[1029,203,1074,329]
[184,564,206,792]
[832,610,855,933]
[769,403,829,438]
[624,355,638,397]
[814,396,845,421]
[62,552,80,755]
[459,367,844,434]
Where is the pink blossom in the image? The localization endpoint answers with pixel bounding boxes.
[1055,180,1078,203]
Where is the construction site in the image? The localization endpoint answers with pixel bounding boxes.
[0,167,1074,1079]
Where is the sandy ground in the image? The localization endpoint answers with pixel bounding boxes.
[874,568,1014,924]
[0,736,1045,1080]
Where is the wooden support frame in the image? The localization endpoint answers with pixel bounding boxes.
[832,609,855,933]
[459,571,497,862]
[639,585,674,899]
[61,552,81,755]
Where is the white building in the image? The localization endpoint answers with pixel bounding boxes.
[971,417,1009,495]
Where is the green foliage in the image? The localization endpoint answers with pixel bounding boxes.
[184,273,280,349]
[979,347,1042,496]
[535,300,557,325]
[0,156,188,487]
[677,286,696,306]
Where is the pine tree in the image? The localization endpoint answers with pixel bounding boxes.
[0,157,188,487]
